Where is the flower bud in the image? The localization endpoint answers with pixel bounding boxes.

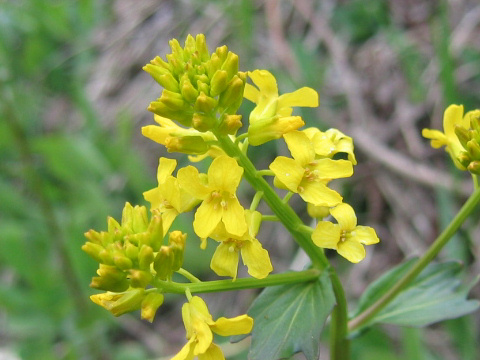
[221,52,239,81]
[454,125,470,150]
[467,160,480,175]
[143,64,179,92]
[129,269,152,288]
[180,76,199,103]
[125,242,139,261]
[146,213,164,250]
[248,116,305,146]
[138,245,154,270]
[168,231,187,272]
[165,135,209,154]
[218,114,243,135]
[148,101,193,127]
[113,254,134,270]
[141,292,165,322]
[192,113,216,132]
[82,242,105,263]
[194,92,217,114]
[307,203,331,219]
[210,70,228,97]
[466,139,480,160]
[456,151,471,168]
[91,288,145,317]
[154,246,174,280]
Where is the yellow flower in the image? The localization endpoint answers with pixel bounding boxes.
[172,296,253,360]
[142,115,221,155]
[422,104,480,169]
[143,158,199,234]
[244,69,318,145]
[311,203,379,263]
[303,127,357,165]
[269,131,353,207]
[177,156,247,238]
[208,210,272,280]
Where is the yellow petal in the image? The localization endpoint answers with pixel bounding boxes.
[248,70,278,98]
[310,158,353,179]
[178,166,211,199]
[352,225,380,245]
[171,338,195,360]
[277,87,319,109]
[161,176,182,211]
[283,131,315,166]
[161,208,179,235]
[337,239,366,263]
[330,203,357,231]
[141,125,169,145]
[210,314,254,336]
[189,296,212,319]
[210,242,239,279]
[194,201,222,238]
[192,319,214,355]
[464,110,480,128]
[143,187,162,209]
[154,114,178,127]
[222,197,247,237]
[421,128,448,148]
[334,138,357,165]
[311,222,341,249]
[269,156,304,192]
[443,104,464,139]
[198,343,225,360]
[243,83,260,103]
[241,239,273,279]
[299,181,343,207]
[157,158,177,183]
[207,156,243,193]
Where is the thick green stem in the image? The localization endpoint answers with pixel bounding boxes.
[154,269,321,294]
[330,270,350,360]
[348,187,480,332]
[213,131,328,269]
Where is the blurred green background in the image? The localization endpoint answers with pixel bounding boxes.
[1,0,479,359]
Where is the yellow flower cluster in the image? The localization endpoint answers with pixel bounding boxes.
[423,104,480,174]
[83,34,381,359]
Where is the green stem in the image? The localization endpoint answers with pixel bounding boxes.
[235,133,249,143]
[330,269,350,360]
[176,268,201,283]
[212,131,328,269]
[282,191,294,204]
[472,174,478,190]
[348,186,480,332]
[261,215,279,222]
[256,169,275,177]
[154,269,321,294]
[250,191,264,211]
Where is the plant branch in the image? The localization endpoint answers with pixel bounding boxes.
[348,186,480,332]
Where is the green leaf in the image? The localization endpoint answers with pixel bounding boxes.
[246,270,335,360]
[353,260,480,329]
[352,257,417,318]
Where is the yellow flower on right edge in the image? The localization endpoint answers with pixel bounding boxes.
[422,104,480,171]
[311,203,379,263]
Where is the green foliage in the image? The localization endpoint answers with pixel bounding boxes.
[246,270,335,360]
[353,260,479,330]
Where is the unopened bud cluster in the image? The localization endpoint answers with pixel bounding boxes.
[144,34,246,134]
[83,202,186,321]
[455,115,480,174]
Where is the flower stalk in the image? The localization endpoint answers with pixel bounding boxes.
[348,186,480,332]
